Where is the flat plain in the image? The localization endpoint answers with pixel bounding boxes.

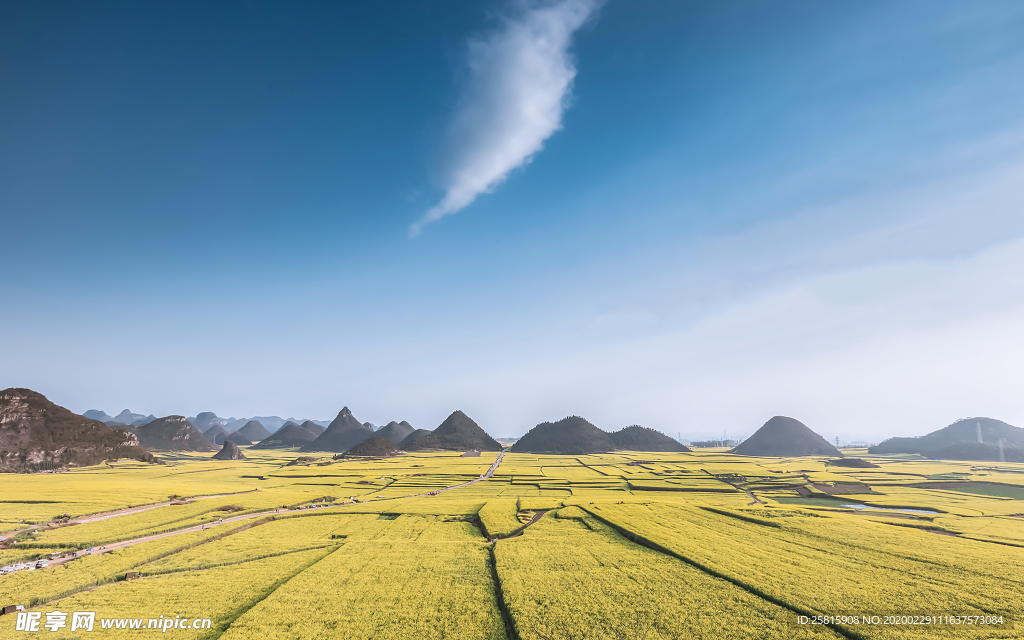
[3,448,1024,639]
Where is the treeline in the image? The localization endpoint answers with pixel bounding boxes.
[689,439,741,448]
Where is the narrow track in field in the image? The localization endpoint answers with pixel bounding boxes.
[13,451,509,568]
[490,509,548,543]
[1,490,261,542]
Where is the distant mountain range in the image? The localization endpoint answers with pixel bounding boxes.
[87,408,157,427]
[39,390,1024,465]
[221,415,330,433]
[83,409,331,434]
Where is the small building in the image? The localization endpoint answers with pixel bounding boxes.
[2,604,25,615]
[124,572,140,580]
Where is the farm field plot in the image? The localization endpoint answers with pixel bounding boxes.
[495,512,840,640]
[3,449,1024,639]
[931,514,1024,545]
[0,472,256,525]
[218,516,504,640]
[35,547,330,639]
[477,499,522,538]
[24,486,340,548]
[140,514,350,574]
[1,526,242,606]
[928,483,1024,499]
[586,502,1024,638]
[0,547,65,567]
[854,485,1024,516]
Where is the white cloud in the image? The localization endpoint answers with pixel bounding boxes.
[410,0,600,236]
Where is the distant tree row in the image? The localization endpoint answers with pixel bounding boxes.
[689,439,742,448]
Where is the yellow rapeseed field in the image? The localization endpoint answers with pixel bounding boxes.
[495,513,840,639]
[477,499,522,538]
[2,446,1022,639]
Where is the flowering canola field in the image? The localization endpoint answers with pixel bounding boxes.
[2,448,1023,639]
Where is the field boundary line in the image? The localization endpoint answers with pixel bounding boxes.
[27,517,281,608]
[487,545,520,640]
[208,544,339,640]
[698,505,780,528]
[579,506,866,640]
[133,516,278,567]
[489,510,548,542]
[1,490,261,537]
[141,543,339,577]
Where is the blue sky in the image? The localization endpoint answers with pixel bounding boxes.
[2,1,1023,441]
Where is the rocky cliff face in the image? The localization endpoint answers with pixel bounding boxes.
[0,388,156,472]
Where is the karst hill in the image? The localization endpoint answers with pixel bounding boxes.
[134,416,218,452]
[870,417,1024,462]
[402,411,501,451]
[0,388,156,471]
[302,407,375,452]
[253,422,320,448]
[212,440,247,460]
[346,435,400,457]
[511,417,687,455]
[375,420,416,446]
[730,416,841,457]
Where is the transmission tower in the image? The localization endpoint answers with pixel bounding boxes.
[977,421,984,444]
[999,438,1006,463]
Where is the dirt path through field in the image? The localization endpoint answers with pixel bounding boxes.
[44,507,295,567]
[1,490,260,542]
[73,490,260,524]
[491,509,547,542]
[367,449,506,500]
[17,451,509,568]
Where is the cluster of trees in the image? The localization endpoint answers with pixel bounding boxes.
[689,439,742,448]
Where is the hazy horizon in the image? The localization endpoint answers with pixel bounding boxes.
[3,1,1023,442]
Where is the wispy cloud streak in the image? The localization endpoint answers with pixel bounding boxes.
[411,0,600,236]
